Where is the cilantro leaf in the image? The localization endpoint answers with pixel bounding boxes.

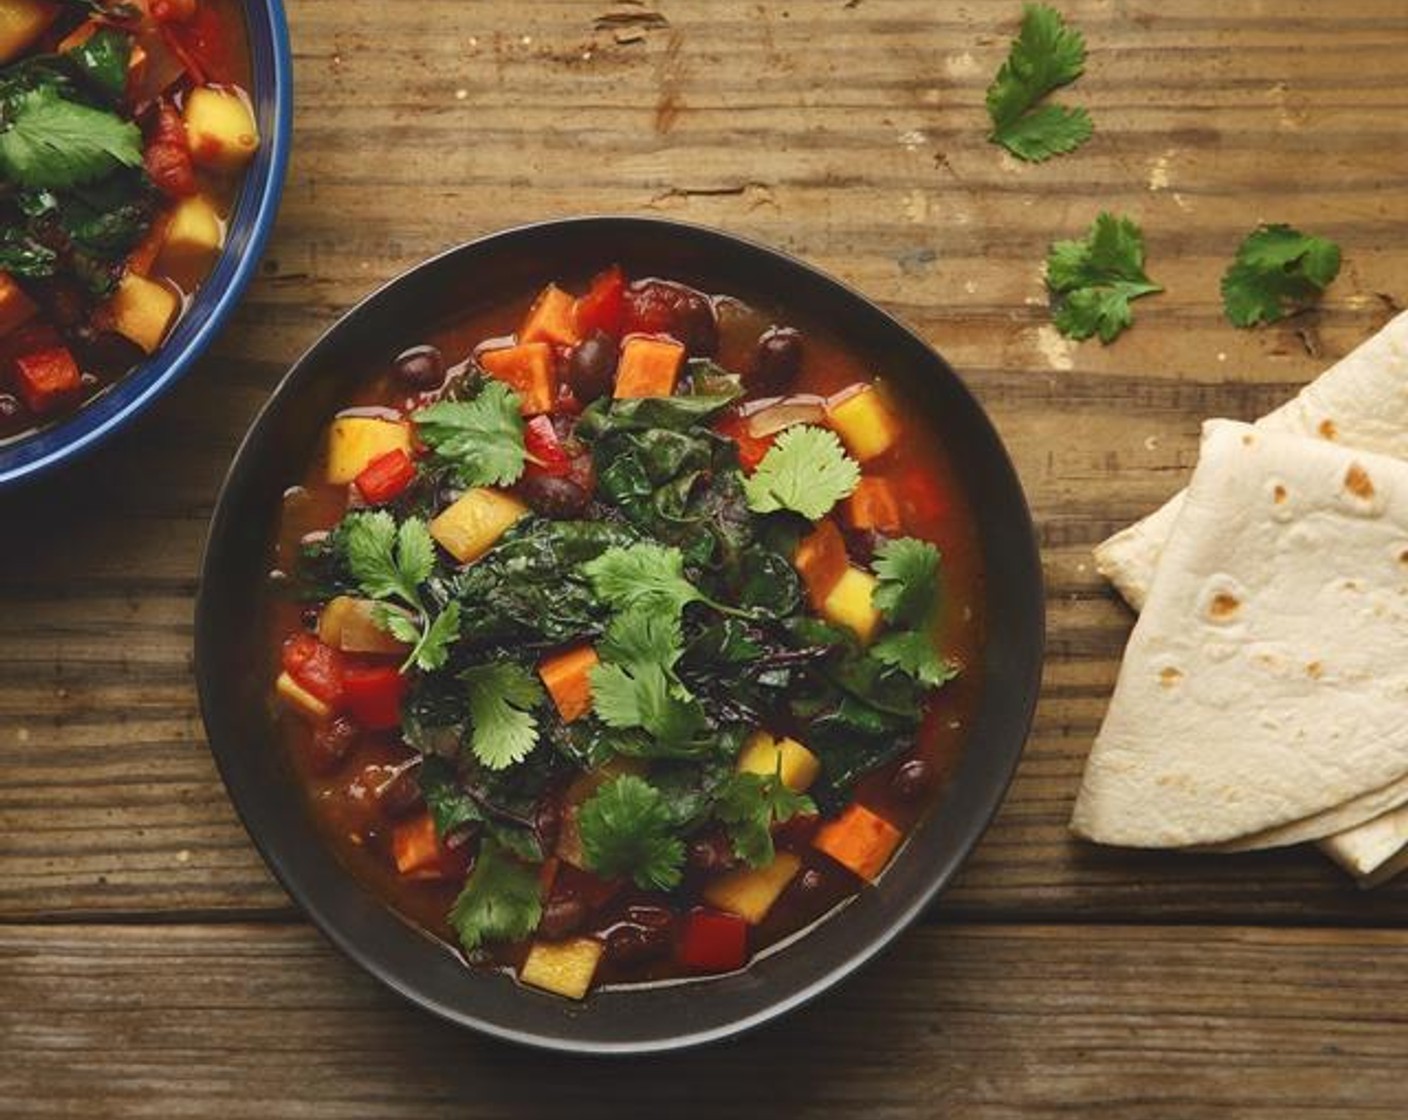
[1220,224,1342,328]
[744,425,860,521]
[872,537,942,625]
[871,630,960,688]
[599,604,684,672]
[713,769,815,868]
[986,3,1092,163]
[0,86,142,190]
[414,382,528,487]
[576,774,686,890]
[1046,212,1162,343]
[581,543,704,618]
[405,600,461,672]
[419,756,484,837]
[345,511,433,609]
[589,661,705,745]
[448,838,542,953]
[460,662,544,770]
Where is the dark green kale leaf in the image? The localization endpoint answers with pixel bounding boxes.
[63,27,131,103]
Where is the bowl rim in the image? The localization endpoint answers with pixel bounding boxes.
[0,0,295,490]
[196,215,1045,1054]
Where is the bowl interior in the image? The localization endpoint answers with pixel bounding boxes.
[0,0,293,490]
[196,217,1044,1054]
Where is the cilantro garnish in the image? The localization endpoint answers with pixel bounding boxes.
[714,767,815,868]
[1220,224,1342,328]
[343,511,461,671]
[590,661,705,746]
[986,3,1092,163]
[413,382,528,487]
[870,538,960,688]
[460,662,545,771]
[580,543,704,617]
[576,774,686,891]
[448,838,542,953]
[1046,212,1162,343]
[744,425,860,521]
[0,86,143,190]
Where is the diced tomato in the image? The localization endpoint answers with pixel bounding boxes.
[523,414,571,477]
[281,633,345,706]
[144,101,197,198]
[150,0,199,22]
[12,347,81,415]
[573,265,626,339]
[341,664,406,731]
[679,908,748,973]
[354,448,417,504]
[714,412,774,473]
[159,6,230,83]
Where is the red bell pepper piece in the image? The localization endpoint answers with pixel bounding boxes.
[12,346,81,415]
[713,412,774,473]
[679,908,748,974]
[523,415,572,476]
[143,101,197,198]
[573,265,626,339]
[341,664,406,731]
[281,633,345,706]
[354,448,417,504]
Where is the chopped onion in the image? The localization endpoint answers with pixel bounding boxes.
[742,395,827,438]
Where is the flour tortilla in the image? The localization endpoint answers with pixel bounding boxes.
[1095,310,1408,611]
[1206,772,1408,852]
[1318,805,1408,886]
[1072,420,1408,847]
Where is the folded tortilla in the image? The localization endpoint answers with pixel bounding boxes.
[1095,310,1408,611]
[1073,420,1408,848]
[1207,774,1408,851]
[1321,809,1408,887]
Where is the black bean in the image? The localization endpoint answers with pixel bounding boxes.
[686,830,739,875]
[604,920,673,966]
[891,758,933,802]
[538,895,588,941]
[307,716,358,775]
[518,474,590,519]
[564,330,617,402]
[392,345,445,390]
[747,326,803,394]
[374,762,424,819]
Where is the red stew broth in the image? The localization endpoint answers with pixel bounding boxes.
[266,276,985,989]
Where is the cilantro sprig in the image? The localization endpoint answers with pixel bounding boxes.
[1221,224,1342,328]
[0,86,142,190]
[344,511,461,671]
[986,4,1092,162]
[577,774,686,891]
[1046,212,1162,343]
[448,838,543,953]
[870,538,960,688]
[714,766,815,868]
[460,662,545,770]
[744,425,860,521]
[413,381,528,487]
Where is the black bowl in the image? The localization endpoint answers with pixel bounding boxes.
[195,216,1044,1054]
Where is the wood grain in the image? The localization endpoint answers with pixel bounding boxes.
[3,922,1406,1118]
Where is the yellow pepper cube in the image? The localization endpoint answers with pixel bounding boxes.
[317,596,411,656]
[826,384,901,463]
[157,194,224,288]
[822,566,881,646]
[325,417,411,484]
[184,86,260,172]
[0,272,37,338]
[737,731,821,793]
[0,1,58,65]
[275,671,331,724]
[106,273,179,354]
[519,937,604,1000]
[703,852,802,925]
[429,488,528,564]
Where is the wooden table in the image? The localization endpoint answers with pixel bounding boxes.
[4,1,1407,1114]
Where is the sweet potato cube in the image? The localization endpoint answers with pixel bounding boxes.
[156,194,224,287]
[822,566,881,645]
[737,731,821,793]
[614,336,684,399]
[0,1,57,64]
[520,284,580,347]
[325,416,411,484]
[317,596,412,656]
[12,346,80,415]
[106,272,179,354]
[478,342,556,415]
[813,803,903,882]
[827,384,901,463]
[391,813,445,878]
[183,86,260,172]
[702,852,802,925]
[538,644,599,722]
[0,272,37,338]
[520,936,604,1000]
[841,476,904,533]
[275,670,332,724]
[429,487,528,564]
[793,518,849,610]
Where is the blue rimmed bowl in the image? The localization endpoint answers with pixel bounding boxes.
[0,0,293,490]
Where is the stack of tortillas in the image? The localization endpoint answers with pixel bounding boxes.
[1073,310,1408,887]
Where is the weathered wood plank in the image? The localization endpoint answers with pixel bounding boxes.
[2,922,1405,1117]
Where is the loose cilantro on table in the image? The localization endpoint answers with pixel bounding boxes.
[743,425,860,521]
[1220,224,1342,328]
[413,381,528,487]
[870,538,961,688]
[0,86,142,190]
[448,838,543,953]
[714,767,815,868]
[986,3,1092,162]
[1046,212,1162,343]
[576,774,686,891]
[459,663,545,771]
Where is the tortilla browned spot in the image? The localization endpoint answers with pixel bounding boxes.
[1158,667,1183,688]
[1273,484,1288,504]
[1346,463,1375,499]
[1209,591,1240,620]
[1306,661,1324,679]
[1320,418,1339,440]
